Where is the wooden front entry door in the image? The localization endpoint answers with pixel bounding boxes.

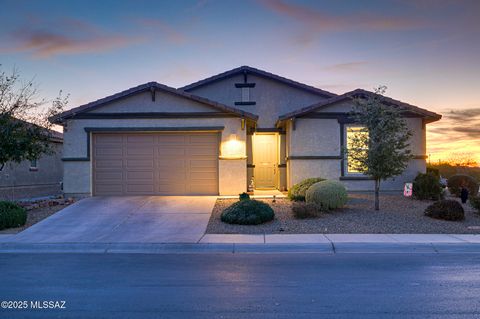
[253,134,278,189]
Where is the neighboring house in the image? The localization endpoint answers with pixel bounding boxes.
[51,66,441,197]
[0,130,63,201]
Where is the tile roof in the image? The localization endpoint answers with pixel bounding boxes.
[278,89,442,123]
[179,65,337,99]
[51,82,259,124]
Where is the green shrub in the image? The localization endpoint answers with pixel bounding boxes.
[288,177,325,201]
[470,196,480,213]
[239,192,250,201]
[424,200,465,221]
[221,199,274,225]
[447,174,479,197]
[413,172,443,200]
[292,202,322,219]
[305,180,348,210]
[426,167,440,178]
[0,201,27,230]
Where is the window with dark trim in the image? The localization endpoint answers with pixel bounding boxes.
[345,125,368,175]
[29,159,38,171]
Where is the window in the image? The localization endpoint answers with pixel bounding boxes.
[346,125,368,174]
[241,87,250,102]
[29,159,38,171]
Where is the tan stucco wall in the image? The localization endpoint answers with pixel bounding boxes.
[90,91,217,113]
[286,108,428,191]
[0,142,63,200]
[219,159,247,195]
[63,116,247,196]
[185,73,327,128]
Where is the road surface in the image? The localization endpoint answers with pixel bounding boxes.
[1,253,480,318]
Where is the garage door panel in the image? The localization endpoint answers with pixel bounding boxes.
[93,132,218,196]
[126,170,154,180]
[126,135,155,143]
[125,148,154,156]
[125,159,154,169]
[158,184,187,194]
[95,184,124,194]
[95,134,123,144]
[125,183,155,195]
[190,171,217,180]
[157,135,187,143]
[95,147,123,156]
[159,148,186,156]
[189,135,218,144]
[96,159,123,169]
[95,171,123,181]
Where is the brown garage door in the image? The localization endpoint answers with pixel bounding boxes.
[92,132,219,196]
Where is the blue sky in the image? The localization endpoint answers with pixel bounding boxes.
[1,0,479,161]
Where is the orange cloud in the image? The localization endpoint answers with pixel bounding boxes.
[427,107,480,163]
[1,18,143,58]
[324,61,368,72]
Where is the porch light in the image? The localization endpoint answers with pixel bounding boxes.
[220,134,246,159]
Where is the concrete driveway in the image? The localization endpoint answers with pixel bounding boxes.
[9,196,217,243]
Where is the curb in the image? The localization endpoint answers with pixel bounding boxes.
[1,242,480,254]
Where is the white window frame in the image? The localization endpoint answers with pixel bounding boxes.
[241,87,250,102]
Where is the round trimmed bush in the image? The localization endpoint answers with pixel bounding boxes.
[221,199,274,225]
[424,200,464,221]
[447,174,479,197]
[305,180,348,210]
[413,172,443,200]
[0,201,27,230]
[470,196,480,213]
[288,177,325,201]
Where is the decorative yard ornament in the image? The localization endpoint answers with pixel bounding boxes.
[404,183,413,197]
[248,176,255,192]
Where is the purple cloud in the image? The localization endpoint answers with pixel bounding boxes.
[1,18,143,58]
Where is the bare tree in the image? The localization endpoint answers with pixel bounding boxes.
[0,66,68,171]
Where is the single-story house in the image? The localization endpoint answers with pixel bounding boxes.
[0,130,63,201]
[51,66,441,197]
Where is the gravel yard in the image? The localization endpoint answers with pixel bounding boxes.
[0,204,69,234]
[206,193,480,234]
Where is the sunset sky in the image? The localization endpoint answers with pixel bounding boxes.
[0,0,479,164]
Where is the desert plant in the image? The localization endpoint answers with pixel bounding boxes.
[426,167,440,178]
[346,86,413,210]
[0,201,27,230]
[221,200,274,225]
[424,200,465,221]
[291,202,322,219]
[288,177,325,201]
[447,174,479,197]
[305,180,348,210]
[239,192,250,201]
[470,196,480,213]
[412,172,443,200]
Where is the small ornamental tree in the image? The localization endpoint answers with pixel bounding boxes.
[346,86,413,210]
[0,66,68,171]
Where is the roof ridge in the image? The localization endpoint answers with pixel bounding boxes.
[178,65,337,98]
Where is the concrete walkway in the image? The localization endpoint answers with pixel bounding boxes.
[200,233,480,244]
[1,233,480,254]
[2,196,217,244]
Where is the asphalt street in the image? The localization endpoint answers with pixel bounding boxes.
[1,253,480,318]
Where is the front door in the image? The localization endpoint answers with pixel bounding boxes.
[253,134,278,189]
